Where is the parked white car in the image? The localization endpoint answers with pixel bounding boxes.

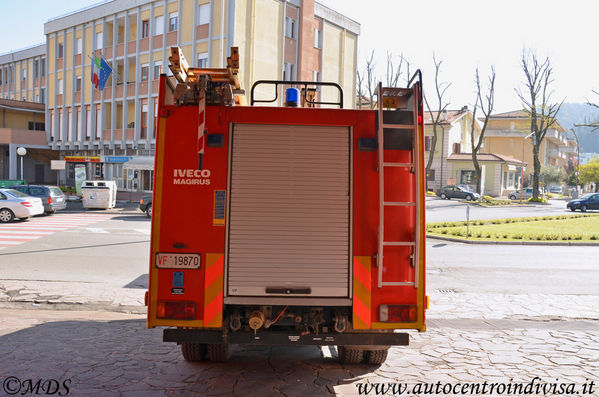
[0,188,44,222]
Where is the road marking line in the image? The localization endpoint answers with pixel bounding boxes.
[84,228,109,233]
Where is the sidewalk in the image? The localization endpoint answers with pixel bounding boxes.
[62,200,141,215]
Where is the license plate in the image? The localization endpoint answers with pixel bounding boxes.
[155,253,201,269]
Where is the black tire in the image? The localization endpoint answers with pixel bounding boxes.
[338,346,364,364]
[581,205,587,212]
[466,194,473,201]
[509,195,516,200]
[206,343,232,362]
[570,207,576,212]
[45,211,55,216]
[181,342,206,362]
[0,208,14,223]
[365,348,389,365]
[146,205,152,218]
[440,193,447,200]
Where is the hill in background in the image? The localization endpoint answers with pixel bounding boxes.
[557,103,599,153]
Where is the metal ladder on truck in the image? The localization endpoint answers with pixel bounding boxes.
[376,71,423,289]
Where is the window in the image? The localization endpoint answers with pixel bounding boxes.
[153,62,162,79]
[427,169,436,181]
[40,88,45,103]
[141,103,148,139]
[168,13,178,32]
[312,70,320,82]
[22,68,27,80]
[425,136,433,151]
[76,77,81,91]
[283,63,294,81]
[96,107,101,139]
[460,170,475,185]
[33,60,39,79]
[86,107,92,140]
[96,32,103,49]
[76,38,82,54]
[199,4,211,25]
[198,53,208,68]
[58,79,63,95]
[285,17,296,39]
[141,64,149,81]
[154,15,164,35]
[142,20,150,38]
[452,142,461,154]
[314,28,322,48]
[51,110,56,141]
[77,107,82,140]
[67,108,73,141]
[58,109,63,141]
[58,43,64,58]
[40,59,45,76]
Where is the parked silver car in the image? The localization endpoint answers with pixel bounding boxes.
[7,185,67,214]
[0,188,44,222]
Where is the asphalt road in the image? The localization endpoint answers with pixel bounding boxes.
[426,197,576,223]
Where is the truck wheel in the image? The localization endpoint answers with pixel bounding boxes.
[181,342,206,361]
[365,348,389,365]
[146,205,152,218]
[206,343,232,362]
[337,346,363,364]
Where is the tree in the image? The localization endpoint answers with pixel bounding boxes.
[579,163,599,192]
[515,50,564,200]
[575,90,599,130]
[540,165,566,188]
[469,66,496,194]
[356,50,376,109]
[424,54,451,191]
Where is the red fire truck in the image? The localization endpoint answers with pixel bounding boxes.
[146,47,426,364]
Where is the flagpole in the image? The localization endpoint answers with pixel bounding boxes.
[87,53,122,83]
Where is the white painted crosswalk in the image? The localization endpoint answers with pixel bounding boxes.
[0,213,115,250]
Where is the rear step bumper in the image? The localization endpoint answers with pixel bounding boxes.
[164,329,409,346]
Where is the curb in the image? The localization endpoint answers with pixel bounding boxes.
[427,235,599,246]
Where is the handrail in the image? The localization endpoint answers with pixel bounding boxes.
[250,80,344,108]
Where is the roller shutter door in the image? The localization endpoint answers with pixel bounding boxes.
[227,124,351,297]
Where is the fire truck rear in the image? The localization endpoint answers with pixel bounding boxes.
[146,47,427,364]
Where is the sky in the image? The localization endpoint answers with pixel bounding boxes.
[1,0,598,113]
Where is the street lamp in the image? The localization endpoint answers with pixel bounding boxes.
[520,132,534,204]
[16,147,27,181]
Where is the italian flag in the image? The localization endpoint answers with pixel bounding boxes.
[92,56,101,89]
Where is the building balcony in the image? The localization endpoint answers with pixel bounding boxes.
[0,128,48,146]
[153,35,163,50]
[166,31,177,46]
[116,43,124,57]
[115,84,124,98]
[103,129,112,141]
[57,58,63,70]
[75,54,82,66]
[103,47,113,59]
[125,128,135,140]
[152,80,160,93]
[128,41,137,55]
[140,37,149,52]
[196,25,209,40]
[74,91,81,103]
[138,81,148,93]
[127,82,135,96]
[56,94,63,106]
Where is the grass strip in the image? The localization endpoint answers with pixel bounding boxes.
[426,214,599,242]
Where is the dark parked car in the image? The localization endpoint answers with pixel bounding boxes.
[567,193,599,212]
[8,185,67,214]
[139,195,153,217]
[436,185,480,201]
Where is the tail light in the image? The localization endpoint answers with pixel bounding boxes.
[156,301,196,320]
[379,304,417,322]
[47,196,53,204]
[21,202,32,207]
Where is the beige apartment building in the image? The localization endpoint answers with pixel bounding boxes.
[484,110,571,186]
[0,44,47,104]
[43,0,359,192]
